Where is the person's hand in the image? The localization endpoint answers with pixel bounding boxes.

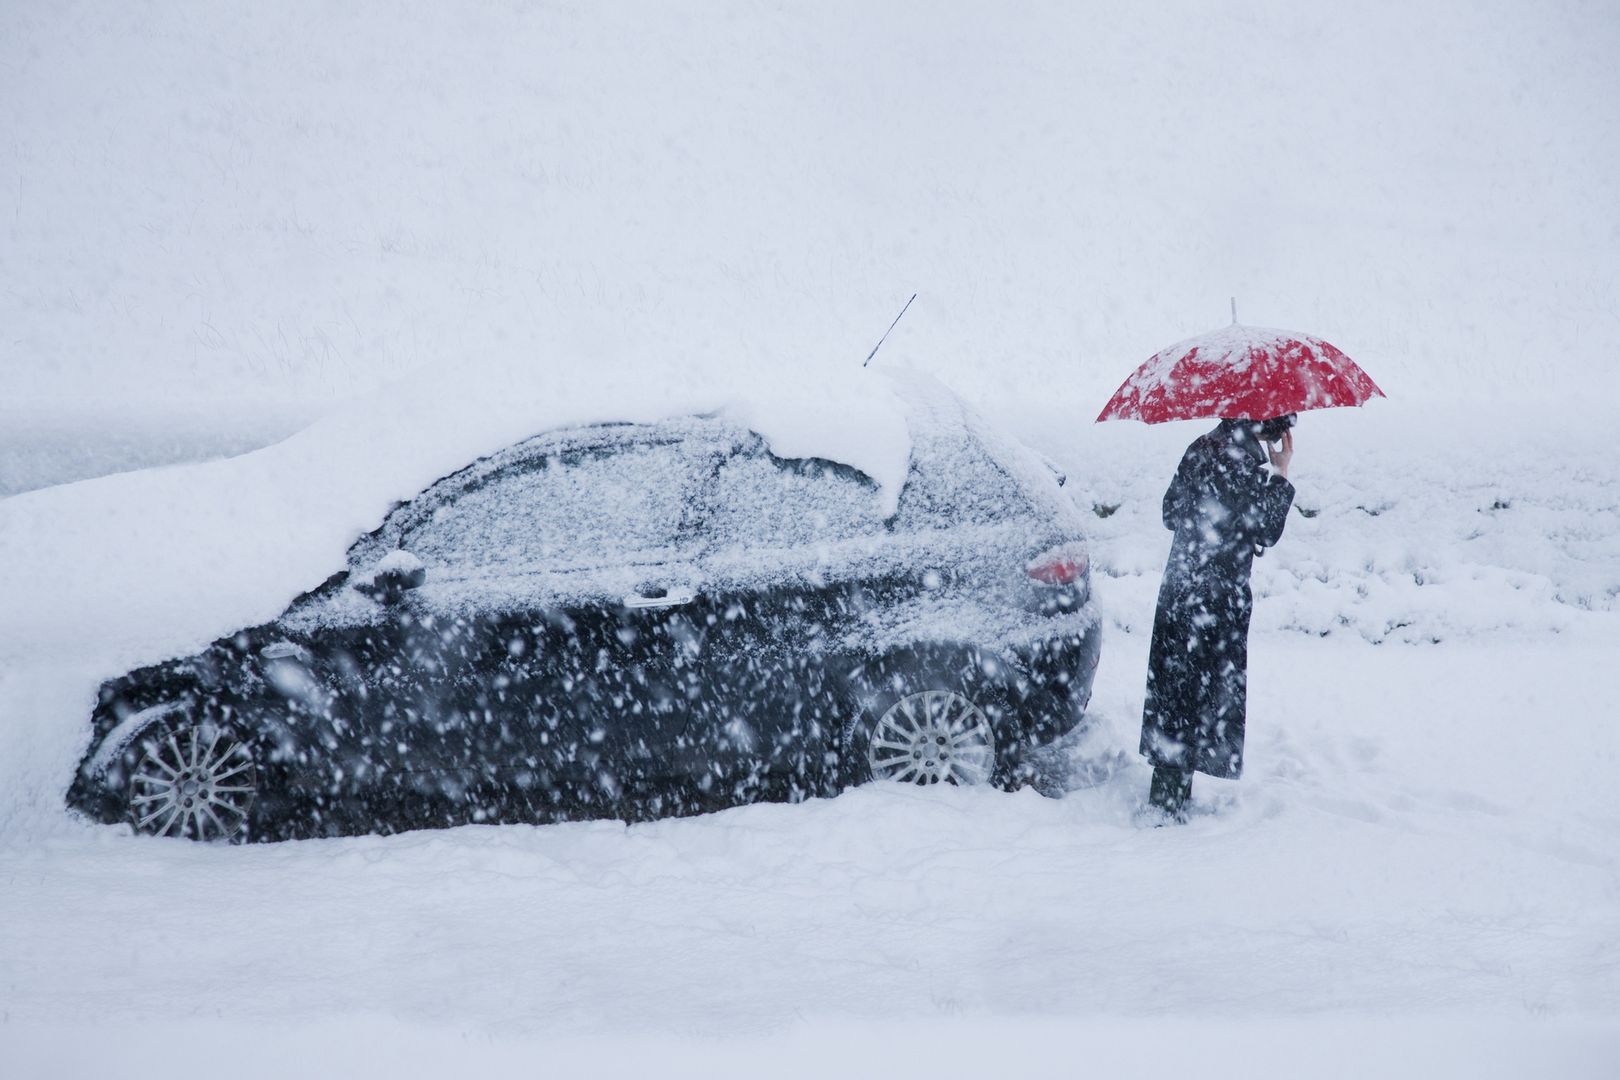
[1267,429,1294,478]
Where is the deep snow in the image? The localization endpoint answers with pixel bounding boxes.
[3,402,1617,1076]
[4,0,1619,1075]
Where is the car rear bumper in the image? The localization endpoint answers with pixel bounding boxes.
[1001,608,1102,747]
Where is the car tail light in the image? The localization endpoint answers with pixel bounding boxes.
[1026,542,1089,586]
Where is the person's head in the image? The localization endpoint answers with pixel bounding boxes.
[1220,413,1296,442]
[1257,413,1297,442]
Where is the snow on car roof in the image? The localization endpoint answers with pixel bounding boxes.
[0,360,954,673]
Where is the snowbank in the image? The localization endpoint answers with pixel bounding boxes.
[1008,397,1620,645]
[6,1015,1618,1080]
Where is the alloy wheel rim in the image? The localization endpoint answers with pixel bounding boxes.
[867,690,995,786]
[130,727,256,840]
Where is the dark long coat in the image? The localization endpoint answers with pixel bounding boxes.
[1139,420,1294,778]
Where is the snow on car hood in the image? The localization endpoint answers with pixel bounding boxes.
[0,355,915,674]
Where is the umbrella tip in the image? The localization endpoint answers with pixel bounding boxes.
[1230,296,1238,325]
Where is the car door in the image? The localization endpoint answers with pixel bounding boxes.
[389,422,727,812]
[684,438,892,795]
[312,607,501,827]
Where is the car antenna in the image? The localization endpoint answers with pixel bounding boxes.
[863,293,917,367]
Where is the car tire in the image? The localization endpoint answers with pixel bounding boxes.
[840,648,1005,789]
[126,716,258,842]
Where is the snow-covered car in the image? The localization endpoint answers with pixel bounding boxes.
[66,382,1101,841]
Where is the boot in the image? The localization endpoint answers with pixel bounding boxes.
[1148,765,1192,823]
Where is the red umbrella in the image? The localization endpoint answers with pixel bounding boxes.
[1097,324,1385,424]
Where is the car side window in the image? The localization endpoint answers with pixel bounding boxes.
[702,443,886,551]
[400,438,706,576]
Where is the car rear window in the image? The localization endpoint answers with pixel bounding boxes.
[894,427,1030,528]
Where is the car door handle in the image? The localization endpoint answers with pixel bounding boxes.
[623,587,697,609]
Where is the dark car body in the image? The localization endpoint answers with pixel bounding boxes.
[67,378,1101,841]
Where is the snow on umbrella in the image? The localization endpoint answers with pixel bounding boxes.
[1096,323,1385,424]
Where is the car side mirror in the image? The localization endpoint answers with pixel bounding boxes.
[1037,452,1067,487]
[355,550,427,602]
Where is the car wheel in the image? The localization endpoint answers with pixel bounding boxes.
[128,721,258,841]
[846,687,998,787]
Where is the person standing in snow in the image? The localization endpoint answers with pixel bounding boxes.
[1139,414,1296,821]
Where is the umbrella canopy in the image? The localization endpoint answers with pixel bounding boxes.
[1096,324,1385,424]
